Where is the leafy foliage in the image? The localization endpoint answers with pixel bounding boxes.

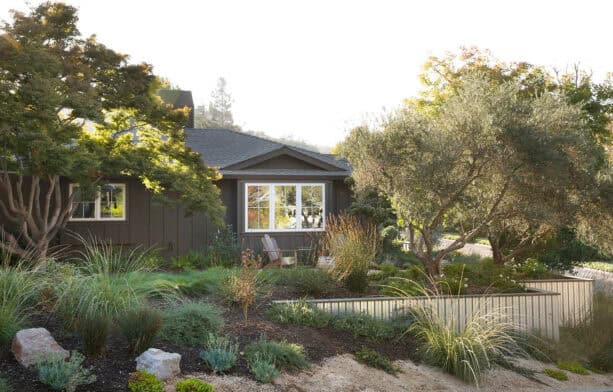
[0,2,224,258]
[205,226,240,268]
[34,352,96,392]
[175,378,215,392]
[199,334,238,373]
[556,361,589,375]
[245,338,309,371]
[323,214,379,292]
[119,307,163,354]
[128,370,164,392]
[248,353,279,383]
[159,302,224,346]
[354,347,400,375]
[267,301,332,328]
[273,268,335,296]
[331,313,398,342]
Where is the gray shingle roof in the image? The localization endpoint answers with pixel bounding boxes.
[184,128,351,174]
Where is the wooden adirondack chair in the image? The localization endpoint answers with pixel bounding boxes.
[261,234,297,268]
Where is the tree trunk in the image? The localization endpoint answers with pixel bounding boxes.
[489,235,506,265]
[0,172,74,262]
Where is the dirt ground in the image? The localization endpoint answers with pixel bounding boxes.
[168,354,613,392]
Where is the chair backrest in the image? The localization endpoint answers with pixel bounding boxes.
[261,234,281,261]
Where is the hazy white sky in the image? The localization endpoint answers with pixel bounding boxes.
[2,0,612,147]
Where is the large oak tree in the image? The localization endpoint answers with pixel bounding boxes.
[0,3,224,259]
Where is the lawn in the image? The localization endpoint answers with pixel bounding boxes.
[580,261,613,273]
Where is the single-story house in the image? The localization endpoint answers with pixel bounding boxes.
[53,91,353,258]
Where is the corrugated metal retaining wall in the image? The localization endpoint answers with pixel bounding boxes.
[523,278,593,327]
[273,289,561,340]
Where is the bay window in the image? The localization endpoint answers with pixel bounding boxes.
[245,183,325,232]
[69,183,126,221]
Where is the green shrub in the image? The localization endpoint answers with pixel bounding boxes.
[515,258,549,279]
[544,368,568,381]
[274,268,335,296]
[331,313,397,341]
[119,307,163,354]
[323,215,379,293]
[267,301,331,328]
[73,236,159,274]
[245,338,309,371]
[248,353,280,383]
[128,370,164,392]
[589,338,613,372]
[408,307,524,385]
[175,378,214,392]
[556,360,589,375]
[171,252,209,270]
[354,347,400,375]
[0,377,11,392]
[206,226,240,268]
[34,352,96,392]
[54,271,173,356]
[159,302,223,346]
[200,334,238,373]
[369,264,398,281]
[0,264,39,348]
[440,263,469,295]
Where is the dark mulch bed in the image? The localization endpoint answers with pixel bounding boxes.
[0,286,419,392]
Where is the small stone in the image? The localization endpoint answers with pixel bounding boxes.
[12,328,69,367]
[135,348,181,380]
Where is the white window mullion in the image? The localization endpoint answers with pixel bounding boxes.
[269,184,275,230]
[95,189,101,220]
[296,185,302,230]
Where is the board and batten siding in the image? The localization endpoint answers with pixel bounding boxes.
[274,289,561,340]
[523,278,593,327]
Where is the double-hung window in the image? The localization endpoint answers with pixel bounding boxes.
[69,183,126,221]
[245,183,325,232]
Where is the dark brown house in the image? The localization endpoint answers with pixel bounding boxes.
[58,127,352,258]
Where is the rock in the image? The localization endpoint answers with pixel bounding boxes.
[12,328,69,367]
[135,348,181,380]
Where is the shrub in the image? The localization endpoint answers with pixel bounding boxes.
[119,307,163,354]
[0,263,39,348]
[245,338,309,371]
[331,313,397,341]
[408,307,524,385]
[199,334,238,373]
[248,353,279,383]
[275,268,335,296]
[128,370,164,392]
[175,378,215,392]
[556,360,589,375]
[159,301,223,346]
[0,377,11,392]
[171,252,209,270]
[440,263,469,295]
[515,258,549,279]
[267,301,331,328]
[34,352,96,392]
[206,226,240,268]
[323,214,379,292]
[54,272,173,356]
[221,250,268,320]
[544,368,568,381]
[354,347,400,375]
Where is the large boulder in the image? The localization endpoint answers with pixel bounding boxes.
[135,348,181,380]
[12,328,69,367]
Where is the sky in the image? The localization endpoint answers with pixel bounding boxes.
[2,0,613,148]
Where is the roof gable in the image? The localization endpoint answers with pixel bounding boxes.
[224,146,341,171]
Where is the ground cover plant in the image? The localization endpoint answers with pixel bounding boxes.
[175,378,215,392]
[34,352,96,392]
[245,338,309,371]
[354,347,400,375]
[248,353,279,383]
[159,301,224,346]
[544,368,568,381]
[199,334,238,373]
[556,360,590,375]
[267,301,332,328]
[127,370,164,392]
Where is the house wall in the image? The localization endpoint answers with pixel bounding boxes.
[234,177,352,254]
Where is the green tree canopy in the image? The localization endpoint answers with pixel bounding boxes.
[0,2,224,258]
[340,76,603,275]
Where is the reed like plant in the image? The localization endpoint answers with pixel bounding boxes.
[0,262,40,347]
[322,214,379,292]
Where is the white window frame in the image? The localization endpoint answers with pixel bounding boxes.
[245,182,325,233]
[69,183,127,222]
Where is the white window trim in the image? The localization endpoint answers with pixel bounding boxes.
[245,182,325,233]
[69,183,127,222]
